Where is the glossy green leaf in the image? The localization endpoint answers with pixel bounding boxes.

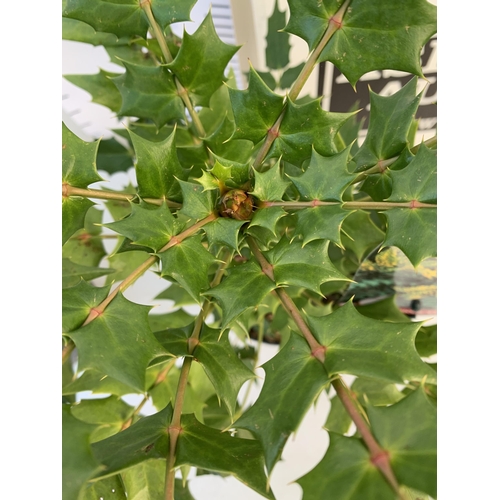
[288,146,356,201]
[159,235,216,304]
[351,377,404,406]
[354,78,422,171]
[148,309,195,331]
[382,209,436,267]
[72,396,133,425]
[63,0,195,39]
[229,66,285,144]
[62,280,110,333]
[297,432,394,499]
[105,202,177,252]
[96,137,133,174]
[265,236,349,294]
[178,180,216,220]
[177,414,275,499]
[64,70,122,113]
[248,206,287,235]
[204,261,276,329]
[294,206,353,247]
[415,324,437,358]
[92,404,173,476]
[62,122,102,187]
[80,475,127,500]
[235,333,330,472]
[167,13,239,107]
[62,405,101,500]
[308,301,436,383]
[62,258,115,288]
[356,295,411,323]
[204,218,245,252]
[69,294,167,391]
[62,15,126,46]
[112,62,184,129]
[269,98,354,165]
[250,162,290,202]
[63,197,95,246]
[265,0,290,69]
[130,129,188,202]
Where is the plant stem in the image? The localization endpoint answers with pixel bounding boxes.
[82,213,217,326]
[246,234,402,495]
[140,0,206,138]
[260,200,437,210]
[62,184,182,209]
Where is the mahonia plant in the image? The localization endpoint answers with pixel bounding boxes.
[62,0,437,499]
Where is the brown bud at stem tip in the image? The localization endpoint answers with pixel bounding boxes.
[218,189,254,220]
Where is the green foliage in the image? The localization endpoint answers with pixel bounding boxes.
[62,1,437,498]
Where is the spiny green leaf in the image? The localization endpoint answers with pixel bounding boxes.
[356,295,411,323]
[112,62,184,129]
[353,78,422,171]
[269,98,354,165]
[105,202,178,252]
[63,280,111,333]
[204,261,276,329]
[105,42,159,68]
[368,387,437,497]
[159,235,216,304]
[63,197,95,246]
[62,15,126,46]
[288,145,356,201]
[265,236,349,295]
[203,218,245,252]
[250,162,290,202]
[154,283,197,308]
[167,13,240,107]
[324,395,352,434]
[62,258,115,288]
[69,294,167,391]
[415,324,437,358]
[62,122,102,187]
[351,377,404,406]
[294,206,353,247]
[62,405,101,500]
[92,404,173,476]
[96,137,133,175]
[177,414,275,499]
[178,180,216,220]
[297,432,394,499]
[105,250,149,285]
[386,145,437,203]
[382,209,436,267]
[279,62,305,89]
[248,207,287,235]
[62,369,137,397]
[63,0,195,39]
[120,460,168,500]
[234,333,330,472]
[80,475,127,500]
[229,66,285,144]
[130,129,188,202]
[148,309,195,331]
[71,396,134,425]
[265,0,290,70]
[308,301,436,384]
[64,70,122,113]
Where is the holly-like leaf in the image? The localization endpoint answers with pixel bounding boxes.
[285,0,437,86]
[294,206,353,247]
[63,0,195,39]
[105,250,149,285]
[154,283,197,308]
[92,404,173,476]
[265,0,290,70]
[269,98,354,166]
[69,294,167,392]
[112,62,184,129]
[248,206,287,235]
[204,261,276,329]
[176,414,274,500]
[62,14,126,46]
[62,258,115,288]
[308,301,436,384]
[250,162,290,202]
[62,280,110,333]
[351,377,404,407]
[159,235,216,304]
[234,333,330,472]
[64,70,122,114]
[324,395,352,434]
[167,13,239,107]
[178,180,216,220]
[63,197,95,246]
[264,236,349,295]
[288,146,356,201]
[415,324,437,358]
[105,202,177,252]
[130,129,188,202]
[120,460,166,500]
[279,63,305,90]
[62,405,101,500]
[80,475,127,500]
[71,396,133,425]
[62,369,137,397]
[353,78,422,171]
[96,137,133,175]
[297,432,394,499]
[229,66,285,144]
[203,218,245,252]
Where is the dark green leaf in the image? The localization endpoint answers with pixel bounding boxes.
[69,294,167,391]
[415,324,437,358]
[96,137,133,174]
[356,296,411,323]
[351,377,404,406]
[62,405,101,500]
[62,16,126,45]
[308,301,436,384]
[204,261,276,329]
[64,70,122,113]
[72,396,133,425]
[154,283,197,307]
[178,180,216,220]
[62,369,137,397]
[279,63,305,90]
[167,13,239,107]
[235,333,330,472]
[265,0,290,70]
[105,250,149,284]
[112,62,184,129]
[149,309,195,331]
[324,396,352,434]
[63,197,95,246]
[159,235,216,304]
[177,414,275,499]
[204,218,245,252]
[254,70,276,91]
[62,258,114,288]
[250,162,290,202]
[248,206,287,235]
